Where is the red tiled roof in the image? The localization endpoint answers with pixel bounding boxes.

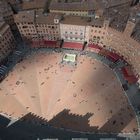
[31,40,40,47]
[107,52,122,62]
[31,40,59,48]
[122,66,133,77]
[88,43,102,50]
[44,40,57,46]
[122,67,129,78]
[87,43,102,53]
[127,76,138,84]
[121,66,138,84]
[62,42,83,50]
[99,49,110,56]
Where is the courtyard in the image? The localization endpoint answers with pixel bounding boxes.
[0,51,138,133]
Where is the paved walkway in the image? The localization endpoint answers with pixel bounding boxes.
[0,47,140,140]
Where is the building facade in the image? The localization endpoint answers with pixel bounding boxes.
[14,10,37,41]
[35,11,61,42]
[0,0,14,26]
[14,9,140,79]
[104,20,140,76]
[86,19,109,47]
[60,16,87,43]
[0,22,16,63]
[14,10,110,46]
[14,10,62,46]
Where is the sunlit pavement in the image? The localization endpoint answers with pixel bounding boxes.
[0,47,140,139]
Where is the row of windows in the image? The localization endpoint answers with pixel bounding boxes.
[19,29,59,35]
[65,31,83,35]
[64,36,83,40]
[90,36,104,39]
[0,49,11,58]
[36,25,58,29]
[67,13,87,16]
[38,34,59,38]
[62,26,84,31]
[91,30,105,34]
[0,34,13,43]
[17,22,33,25]
[89,40,103,44]
[32,36,59,41]
[0,43,14,49]
[38,31,59,34]
[18,26,59,34]
[19,29,36,33]
[17,24,108,36]
[91,25,102,28]
[17,23,58,29]
[0,42,14,53]
[0,40,14,46]
[18,26,35,29]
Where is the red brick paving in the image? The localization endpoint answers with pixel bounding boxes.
[0,52,138,133]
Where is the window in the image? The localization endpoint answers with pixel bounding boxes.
[22,26,28,28]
